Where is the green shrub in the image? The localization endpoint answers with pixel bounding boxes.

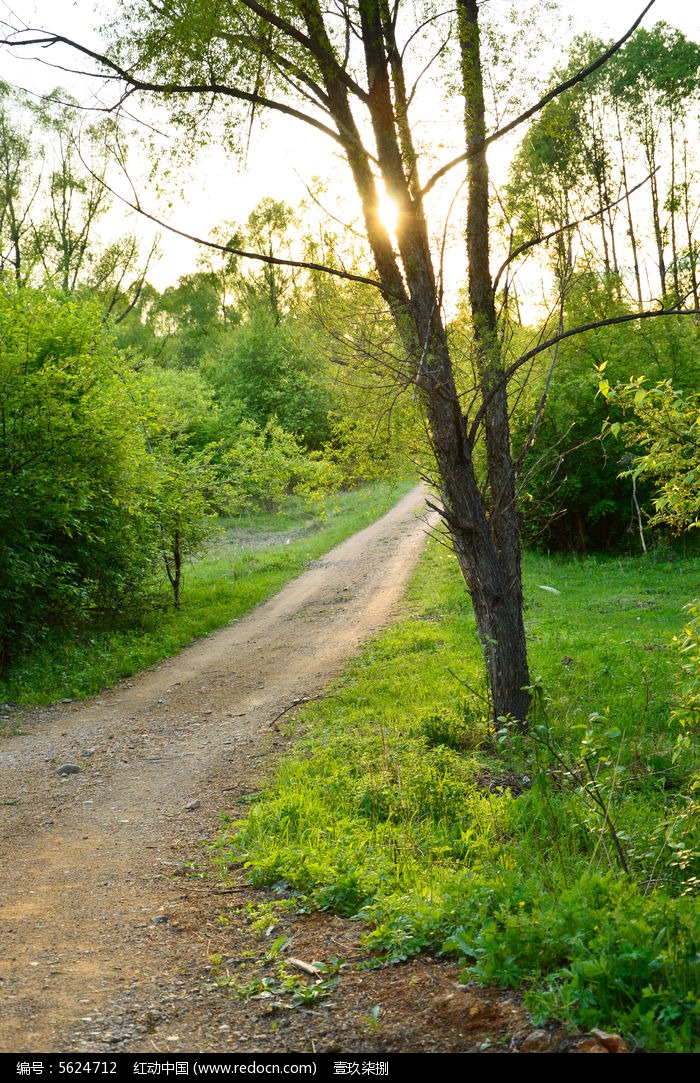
[0,282,157,661]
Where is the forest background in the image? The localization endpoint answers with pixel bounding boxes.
[1,0,700,1053]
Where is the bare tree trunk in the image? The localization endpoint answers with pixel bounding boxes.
[588,101,611,276]
[669,116,680,302]
[640,110,667,298]
[615,102,643,309]
[164,530,182,609]
[682,142,700,311]
[592,101,621,282]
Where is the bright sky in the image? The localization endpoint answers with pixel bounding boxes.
[2,0,698,289]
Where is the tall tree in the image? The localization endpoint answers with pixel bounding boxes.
[0,82,155,310]
[610,24,700,300]
[6,0,697,722]
[0,82,41,282]
[32,99,112,291]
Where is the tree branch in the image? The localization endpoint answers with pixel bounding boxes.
[236,0,369,102]
[514,295,565,474]
[467,300,700,445]
[421,0,657,197]
[0,30,346,146]
[493,170,658,294]
[91,167,389,293]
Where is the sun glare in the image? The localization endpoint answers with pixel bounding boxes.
[377,190,399,236]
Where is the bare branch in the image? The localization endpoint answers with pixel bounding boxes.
[514,296,565,474]
[467,299,700,445]
[90,164,389,293]
[493,171,658,294]
[112,236,160,324]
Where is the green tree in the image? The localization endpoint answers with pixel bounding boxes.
[128,362,231,607]
[0,83,154,311]
[209,304,333,449]
[9,2,700,722]
[512,290,700,551]
[610,24,700,301]
[201,199,336,449]
[222,417,340,513]
[31,99,113,292]
[0,82,39,282]
[236,199,298,323]
[504,76,591,292]
[0,279,230,658]
[146,447,224,609]
[501,25,700,551]
[144,272,230,368]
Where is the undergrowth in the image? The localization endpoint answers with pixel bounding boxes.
[219,540,700,1052]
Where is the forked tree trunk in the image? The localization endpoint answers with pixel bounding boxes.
[315,0,532,722]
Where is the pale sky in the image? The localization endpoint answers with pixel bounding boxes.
[1,0,698,290]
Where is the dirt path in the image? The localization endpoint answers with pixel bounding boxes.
[0,487,591,1055]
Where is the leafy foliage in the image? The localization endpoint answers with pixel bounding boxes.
[0,280,236,660]
[222,418,341,514]
[672,601,700,735]
[513,298,700,551]
[601,374,700,535]
[209,303,334,450]
[0,82,151,307]
[0,281,158,660]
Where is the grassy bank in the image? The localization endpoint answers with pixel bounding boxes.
[0,478,414,708]
[221,539,700,1052]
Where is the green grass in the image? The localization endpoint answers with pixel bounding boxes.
[220,540,700,1052]
[0,478,415,706]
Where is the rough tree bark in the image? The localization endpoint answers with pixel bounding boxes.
[454,0,530,722]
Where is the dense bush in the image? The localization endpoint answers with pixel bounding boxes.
[221,418,341,514]
[0,283,159,661]
[208,304,334,450]
[513,293,700,552]
[0,282,229,661]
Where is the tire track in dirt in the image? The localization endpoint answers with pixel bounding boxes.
[0,485,436,1053]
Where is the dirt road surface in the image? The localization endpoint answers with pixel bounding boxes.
[0,487,593,1055]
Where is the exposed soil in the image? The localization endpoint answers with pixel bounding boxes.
[0,487,618,1055]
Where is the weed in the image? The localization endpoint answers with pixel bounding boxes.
[419,697,490,753]
[361,1005,382,1033]
[497,696,631,876]
[178,860,208,880]
[0,707,23,737]
[219,958,342,1010]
